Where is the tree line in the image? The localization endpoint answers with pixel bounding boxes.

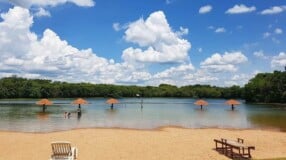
[0,70,285,103]
[244,71,286,103]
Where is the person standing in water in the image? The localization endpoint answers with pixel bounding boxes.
[77,108,82,119]
[140,99,143,109]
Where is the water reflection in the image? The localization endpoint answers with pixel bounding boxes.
[194,108,207,118]
[77,112,82,121]
[0,98,286,132]
[36,112,49,121]
[105,108,118,117]
[76,108,82,121]
[226,110,240,119]
[248,113,286,131]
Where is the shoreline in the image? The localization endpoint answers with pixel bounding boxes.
[248,102,286,106]
[0,125,284,134]
[0,127,285,160]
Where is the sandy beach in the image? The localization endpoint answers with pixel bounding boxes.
[0,127,285,160]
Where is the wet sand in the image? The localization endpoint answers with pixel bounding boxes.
[0,127,285,160]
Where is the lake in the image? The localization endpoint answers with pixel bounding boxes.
[0,98,285,132]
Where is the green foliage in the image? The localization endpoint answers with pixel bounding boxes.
[0,70,284,103]
[0,76,243,99]
[180,85,225,98]
[244,71,286,103]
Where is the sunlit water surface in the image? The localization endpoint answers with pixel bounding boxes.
[0,98,285,132]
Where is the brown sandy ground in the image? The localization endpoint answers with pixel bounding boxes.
[0,127,285,160]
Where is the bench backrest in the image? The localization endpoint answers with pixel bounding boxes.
[51,142,72,156]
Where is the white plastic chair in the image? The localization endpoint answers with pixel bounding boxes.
[50,141,78,160]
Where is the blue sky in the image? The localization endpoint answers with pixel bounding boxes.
[0,0,285,86]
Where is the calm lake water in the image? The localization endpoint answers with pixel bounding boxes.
[0,98,285,132]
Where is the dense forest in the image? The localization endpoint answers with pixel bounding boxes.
[244,71,286,103]
[0,71,285,103]
[0,77,243,99]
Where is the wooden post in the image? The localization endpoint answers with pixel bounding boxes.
[43,104,46,112]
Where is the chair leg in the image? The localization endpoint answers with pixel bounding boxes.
[72,147,78,159]
[248,147,251,158]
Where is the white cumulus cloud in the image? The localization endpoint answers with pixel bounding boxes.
[226,4,256,14]
[200,51,248,72]
[215,27,226,33]
[122,11,191,64]
[263,32,271,38]
[208,26,226,33]
[230,70,261,86]
[208,26,214,30]
[9,0,95,8]
[263,28,283,41]
[261,6,286,15]
[275,28,283,34]
[182,69,219,85]
[0,7,150,85]
[112,23,121,31]
[6,0,94,19]
[253,51,268,59]
[153,64,195,79]
[176,26,189,36]
[271,52,286,69]
[165,0,172,5]
[0,6,198,86]
[34,7,51,17]
[112,22,128,31]
[0,6,259,87]
[150,63,196,86]
[199,5,212,14]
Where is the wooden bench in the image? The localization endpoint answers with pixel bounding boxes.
[214,138,255,159]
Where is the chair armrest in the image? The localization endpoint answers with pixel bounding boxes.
[72,147,78,159]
